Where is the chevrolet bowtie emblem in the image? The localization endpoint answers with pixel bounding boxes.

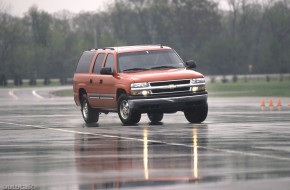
[168,84,177,89]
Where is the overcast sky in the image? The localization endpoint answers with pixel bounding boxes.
[1,0,111,17]
[1,0,231,17]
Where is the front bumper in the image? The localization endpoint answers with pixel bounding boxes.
[128,94,208,113]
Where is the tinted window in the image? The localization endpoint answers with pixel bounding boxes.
[75,51,96,73]
[104,54,114,72]
[118,50,184,72]
[93,53,105,74]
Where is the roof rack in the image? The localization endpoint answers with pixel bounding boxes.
[87,48,97,51]
[130,44,164,48]
[98,47,115,50]
[95,45,165,51]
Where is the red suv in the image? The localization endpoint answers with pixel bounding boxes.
[73,45,208,125]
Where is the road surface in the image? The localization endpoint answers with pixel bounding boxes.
[0,87,290,190]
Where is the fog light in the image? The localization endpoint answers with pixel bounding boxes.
[141,90,150,96]
[192,87,199,92]
[131,90,151,96]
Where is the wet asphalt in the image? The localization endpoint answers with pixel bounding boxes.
[0,87,290,190]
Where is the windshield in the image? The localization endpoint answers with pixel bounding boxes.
[118,50,185,73]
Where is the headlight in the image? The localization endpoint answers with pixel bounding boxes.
[191,78,206,84]
[131,82,151,96]
[191,78,206,92]
[131,82,149,88]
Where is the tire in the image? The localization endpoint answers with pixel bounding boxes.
[184,103,208,123]
[118,94,141,125]
[81,94,99,124]
[148,113,163,123]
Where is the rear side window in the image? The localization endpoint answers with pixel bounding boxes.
[93,53,106,74]
[75,51,96,73]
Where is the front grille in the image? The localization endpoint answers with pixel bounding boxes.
[150,80,190,87]
[149,80,191,94]
[151,87,190,94]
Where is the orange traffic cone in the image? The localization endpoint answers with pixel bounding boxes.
[277,99,282,107]
[277,99,282,111]
[261,98,265,111]
[269,99,273,111]
[260,98,265,107]
[269,99,273,107]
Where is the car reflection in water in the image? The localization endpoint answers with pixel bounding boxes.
[74,125,208,189]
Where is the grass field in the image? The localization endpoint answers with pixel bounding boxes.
[1,81,64,88]
[2,77,289,97]
[52,89,73,97]
[207,78,290,97]
[50,78,290,97]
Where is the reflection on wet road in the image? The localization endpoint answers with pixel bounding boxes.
[0,87,290,189]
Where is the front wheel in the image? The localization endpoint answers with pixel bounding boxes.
[81,94,99,123]
[184,103,208,123]
[118,94,141,125]
[148,113,163,123]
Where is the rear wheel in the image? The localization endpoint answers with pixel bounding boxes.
[184,103,208,123]
[81,94,99,123]
[118,94,141,125]
[148,113,163,123]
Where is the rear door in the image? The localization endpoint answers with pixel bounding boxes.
[87,53,106,108]
[74,51,96,106]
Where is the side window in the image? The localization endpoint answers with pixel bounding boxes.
[104,54,114,72]
[93,53,105,74]
[75,51,96,73]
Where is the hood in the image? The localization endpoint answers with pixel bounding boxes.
[118,68,204,83]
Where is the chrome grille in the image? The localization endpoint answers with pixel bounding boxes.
[149,80,191,94]
[150,80,190,86]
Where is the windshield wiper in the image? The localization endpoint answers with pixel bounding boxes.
[150,66,179,70]
[123,68,149,72]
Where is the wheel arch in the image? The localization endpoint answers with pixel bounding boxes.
[116,88,127,101]
[79,88,87,103]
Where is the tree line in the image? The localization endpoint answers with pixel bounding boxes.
[0,0,290,85]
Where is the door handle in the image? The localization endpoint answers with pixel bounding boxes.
[89,79,93,84]
[99,79,103,84]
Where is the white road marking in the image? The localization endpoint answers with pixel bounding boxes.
[1,121,290,161]
[8,90,18,100]
[32,90,44,99]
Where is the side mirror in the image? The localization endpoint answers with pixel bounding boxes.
[185,60,197,69]
[100,67,113,75]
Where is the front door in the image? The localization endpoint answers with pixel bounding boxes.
[99,53,116,109]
